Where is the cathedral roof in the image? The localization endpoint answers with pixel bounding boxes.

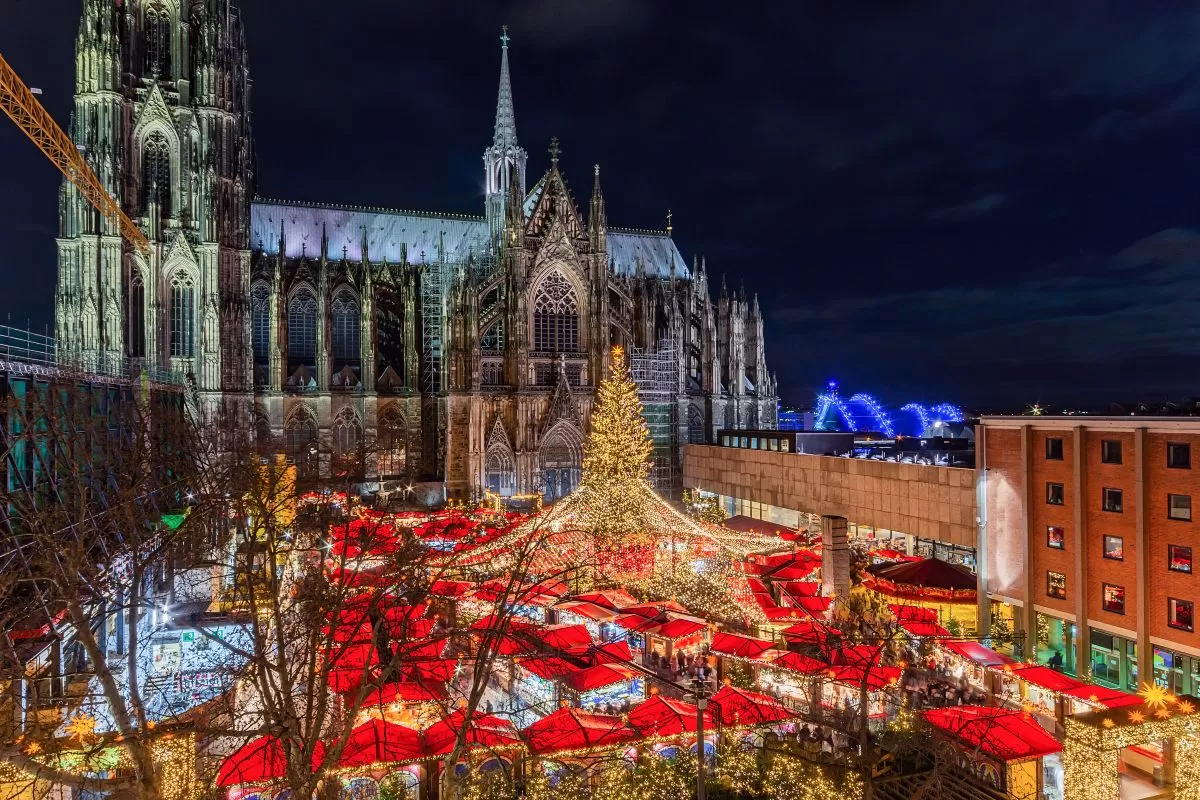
[250,198,689,278]
[252,198,487,263]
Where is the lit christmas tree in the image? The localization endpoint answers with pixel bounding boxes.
[579,345,653,540]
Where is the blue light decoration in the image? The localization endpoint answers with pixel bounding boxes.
[930,403,965,423]
[814,381,856,431]
[900,403,931,437]
[848,393,895,438]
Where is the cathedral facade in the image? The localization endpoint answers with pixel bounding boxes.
[55,1,778,499]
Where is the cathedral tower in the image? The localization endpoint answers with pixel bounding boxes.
[483,27,526,252]
[56,0,255,396]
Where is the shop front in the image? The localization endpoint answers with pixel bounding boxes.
[1087,628,1136,691]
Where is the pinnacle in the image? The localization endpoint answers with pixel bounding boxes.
[493,27,518,149]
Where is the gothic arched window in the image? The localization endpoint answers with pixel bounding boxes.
[331,290,360,361]
[169,273,194,358]
[142,130,171,217]
[284,409,319,479]
[127,273,145,358]
[377,408,408,477]
[251,284,270,364]
[287,289,317,362]
[480,320,504,352]
[532,270,579,353]
[331,407,361,459]
[144,4,172,78]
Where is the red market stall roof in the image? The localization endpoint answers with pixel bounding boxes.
[524,707,640,755]
[1010,665,1085,694]
[404,656,459,685]
[429,579,475,597]
[923,706,1062,762]
[779,581,821,598]
[763,607,818,622]
[339,719,427,767]
[827,664,904,691]
[361,679,447,706]
[613,613,664,634]
[864,558,977,603]
[711,632,775,660]
[1060,684,1142,709]
[519,657,580,682]
[828,644,886,667]
[745,577,770,594]
[722,515,800,537]
[423,709,522,756]
[710,685,795,726]
[555,600,621,622]
[657,618,708,640]
[628,696,712,736]
[622,600,691,617]
[565,663,636,693]
[899,619,951,638]
[768,650,828,675]
[579,640,634,665]
[217,737,326,787]
[890,605,940,623]
[781,621,842,646]
[540,624,594,651]
[941,640,1016,668]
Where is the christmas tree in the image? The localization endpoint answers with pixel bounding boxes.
[579,345,653,540]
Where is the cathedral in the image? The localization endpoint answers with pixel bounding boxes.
[54,0,778,499]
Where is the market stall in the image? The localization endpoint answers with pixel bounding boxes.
[861,557,978,634]
[924,706,1062,800]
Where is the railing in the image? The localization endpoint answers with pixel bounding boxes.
[0,324,185,385]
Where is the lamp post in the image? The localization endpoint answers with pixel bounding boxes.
[692,675,711,800]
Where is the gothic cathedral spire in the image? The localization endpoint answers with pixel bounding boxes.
[484,26,527,253]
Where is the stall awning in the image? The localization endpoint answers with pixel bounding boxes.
[339,719,427,767]
[217,737,325,787]
[361,679,447,706]
[657,618,708,640]
[566,663,636,693]
[711,632,775,660]
[566,589,638,610]
[628,695,712,736]
[1060,684,1142,709]
[781,621,842,646]
[768,650,828,675]
[523,708,640,754]
[540,623,595,651]
[555,600,621,622]
[827,664,903,691]
[622,600,690,618]
[1010,665,1085,693]
[710,685,795,726]
[941,640,1016,668]
[423,709,522,756]
[924,706,1062,762]
[899,619,951,638]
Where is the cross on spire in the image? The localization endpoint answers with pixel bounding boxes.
[666,209,673,235]
[500,25,510,49]
[549,136,561,166]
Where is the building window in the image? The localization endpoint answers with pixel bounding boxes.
[1168,442,1191,469]
[169,274,194,358]
[1045,437,1064,460]
[480,321,504,352]
[1103,488,1123,513]
[1102,535,1124,561]
[288,290,317,362]
[251,284,270,364]
[531,270,580,352]
[1169,494,1192,522]
[127,274,145,358]
[377,409,408,476]
[1102,584,1126,615]
[1047,526,1065,550]
[331,408,361,459]
[1047,571,1067,600]
[142,130,171,216]
[1047,482,1064,505]
[1169,598,1195,632]
[143,4,172,77]
[722,435,730,446]
[1101,439,1122,464]
[1169,544,1193,574]
[331,290,360,361]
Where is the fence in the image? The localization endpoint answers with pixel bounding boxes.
[0,324,184,385]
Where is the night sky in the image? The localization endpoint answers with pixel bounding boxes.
[4,1,1200,410]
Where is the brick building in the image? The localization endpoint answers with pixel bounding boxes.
[979,416,1200,694]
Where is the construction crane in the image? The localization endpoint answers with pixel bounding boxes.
[0,50,150,255]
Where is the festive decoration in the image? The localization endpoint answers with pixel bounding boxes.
[577,345,654,540]
[64,713,97,744]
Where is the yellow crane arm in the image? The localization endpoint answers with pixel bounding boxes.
[0,50,150,256]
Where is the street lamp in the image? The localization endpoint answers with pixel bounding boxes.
[691,675,712,800]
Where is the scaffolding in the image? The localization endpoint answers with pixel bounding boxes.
[630,340,681,493]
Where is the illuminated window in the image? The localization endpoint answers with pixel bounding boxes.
[1101,439,1122,464]
[377,409,407,476]
[1169,545,1193,574]
[1047,526,1065,550]
[1103,488,1123,513]
[1046,482,1064,505]
[532,270,579,352]
[142,130,171,216]
[1102,583,1125,615]
[1168,443,1191,469]
[251,284,270,364]
[288,290,317,361]
[1169,598,1194,632]
[1047,571,1066,600]
[331,290,360,361]
[1102,535,1123,561]
[1045,437,1064,460]
[1169,494,1192,521]
[169,274,194,357]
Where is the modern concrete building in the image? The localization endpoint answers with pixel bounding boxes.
[978,416,1200,695]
